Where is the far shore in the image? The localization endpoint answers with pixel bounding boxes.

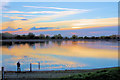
[0,39,119,42]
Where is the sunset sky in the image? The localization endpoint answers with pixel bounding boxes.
[0,2,118,36]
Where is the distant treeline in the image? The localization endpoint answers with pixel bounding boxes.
[0,32,120,40]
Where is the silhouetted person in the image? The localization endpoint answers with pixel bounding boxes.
[38,62,40,70]
[17,62,21,72]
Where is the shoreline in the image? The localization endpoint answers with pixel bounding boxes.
[2,67,119,79]
[0,39,119,42]
[4,67,117,73]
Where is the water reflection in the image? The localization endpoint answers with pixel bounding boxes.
[1,40,118,71]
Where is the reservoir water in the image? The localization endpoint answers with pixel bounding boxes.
[1,40,118,71]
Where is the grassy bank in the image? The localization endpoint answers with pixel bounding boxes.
[4,67,120,80]
[59,67,120,80]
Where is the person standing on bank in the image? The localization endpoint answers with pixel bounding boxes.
[17,62,21,72]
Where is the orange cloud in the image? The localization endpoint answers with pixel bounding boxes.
[1,17,117,33]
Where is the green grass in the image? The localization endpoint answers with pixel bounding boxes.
[59,67,120,80]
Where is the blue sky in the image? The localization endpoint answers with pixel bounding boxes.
[3,2,118,20]
[1,2,118,36]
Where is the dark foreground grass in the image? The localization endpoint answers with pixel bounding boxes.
[5,67,120,80]
[58,67,120,80]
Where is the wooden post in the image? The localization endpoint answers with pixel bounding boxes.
[30,63,32,72]
[38,62,40,70]
[2,67,4,80]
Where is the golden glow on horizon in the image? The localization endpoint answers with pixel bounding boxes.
[1,17,118,34]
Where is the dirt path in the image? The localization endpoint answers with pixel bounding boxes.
[3,68,106,79]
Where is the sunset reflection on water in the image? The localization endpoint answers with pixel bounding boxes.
[1,40,118,71]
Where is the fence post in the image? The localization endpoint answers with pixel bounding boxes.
[2,67,4,80]
[38,62,40,70]
[30,63,32,72]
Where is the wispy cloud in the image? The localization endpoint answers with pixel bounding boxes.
[3,7,89,14]
[23,6,83,11]
[3,15,26,19]
[3,11,60,14]
[20,15,35,16]
[2,8,90,30]
[30,26,59,30]
[3,6,90,22]
[2,5,90,31]
[1,27,22,31]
